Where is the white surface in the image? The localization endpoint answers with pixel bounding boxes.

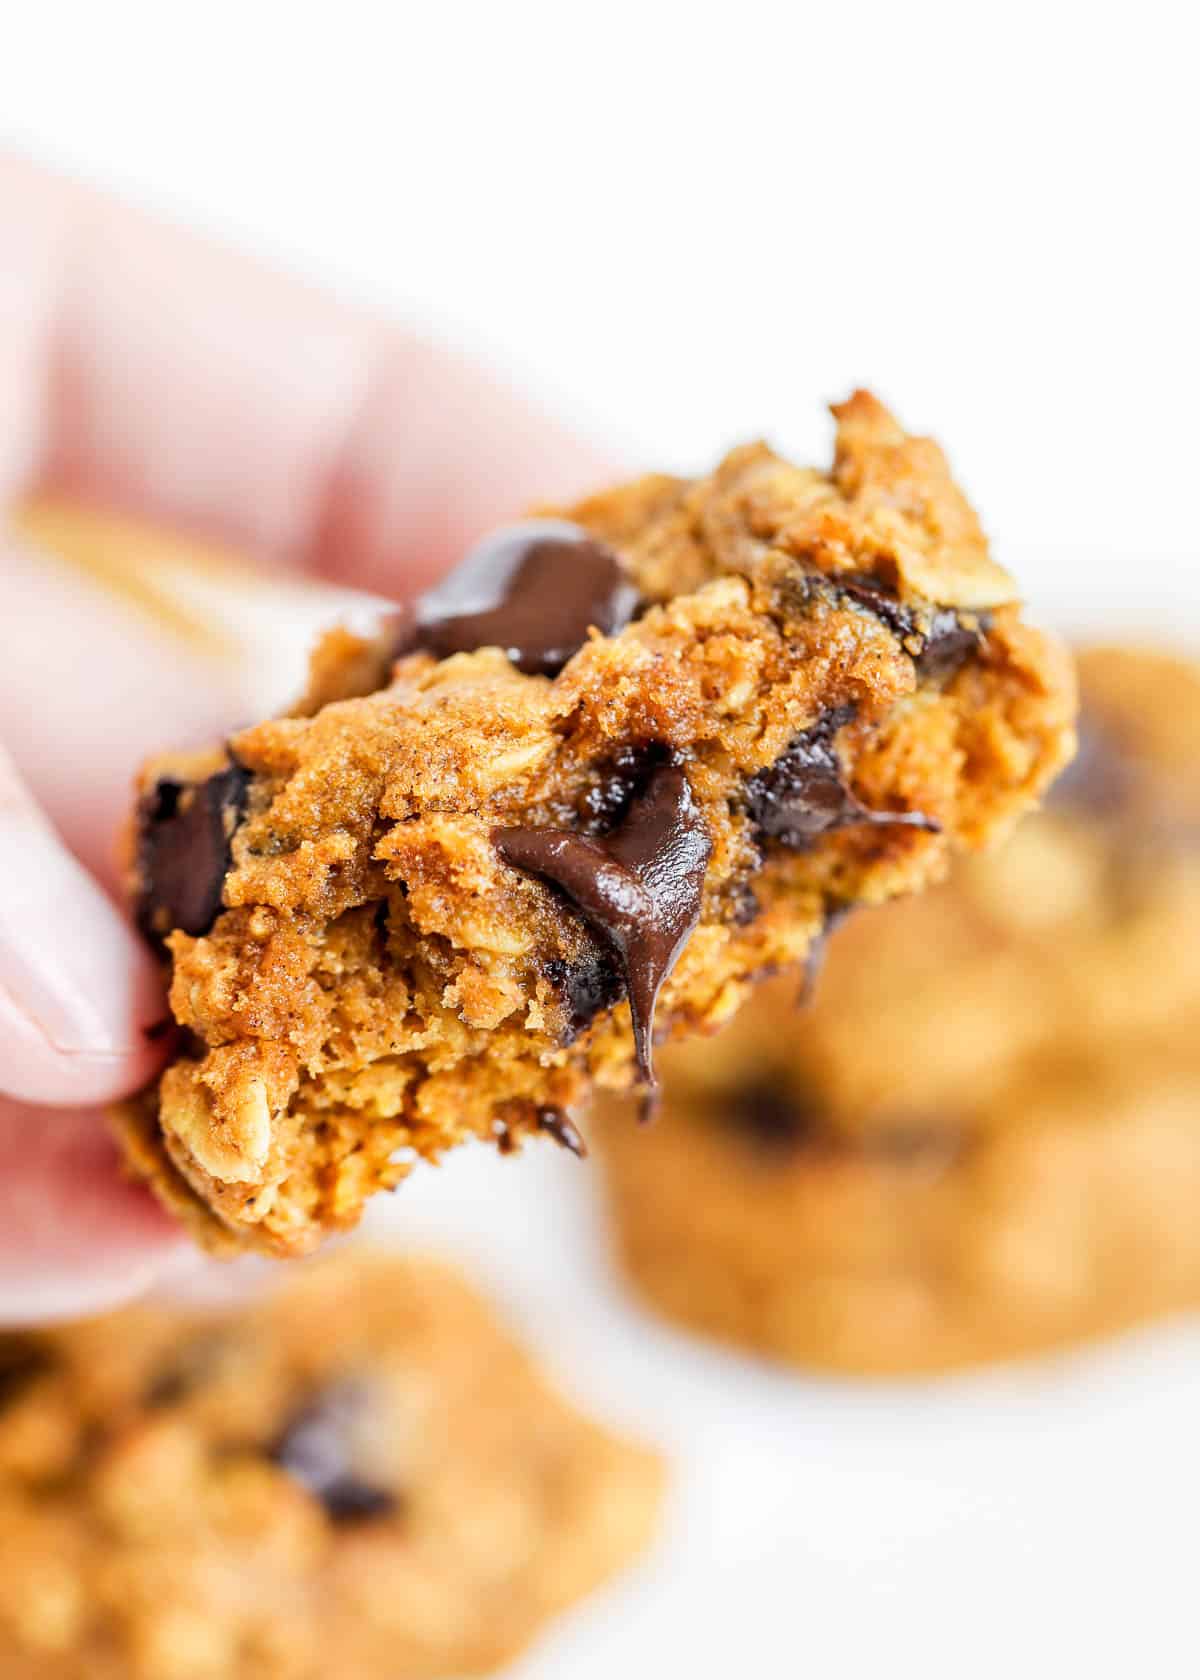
[5,2,1199,590]
[5,7,1200,1676]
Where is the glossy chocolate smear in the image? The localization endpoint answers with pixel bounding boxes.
[411,519,640,677]
[746,708,938,849]
[135,762,250,943]
[495,762,711,1084]
[836,576,990,679]
[272,1380,398,1524]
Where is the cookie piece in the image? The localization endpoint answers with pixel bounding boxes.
[0,1252,663,1678]
[597,646,1200,1373]
[114,392,1074,1255]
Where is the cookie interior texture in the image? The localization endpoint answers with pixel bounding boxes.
[0,1252,663,1679]
[597,646,1200,1374]
[113,391,1075,1255]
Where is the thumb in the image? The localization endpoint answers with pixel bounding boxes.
[0,741,168,1105]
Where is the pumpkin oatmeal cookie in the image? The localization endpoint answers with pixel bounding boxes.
[0,1251,663,1678]
[113,392,1074,1255]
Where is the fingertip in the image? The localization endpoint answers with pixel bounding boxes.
[0,985,166,1106]
[0,752,169,1105]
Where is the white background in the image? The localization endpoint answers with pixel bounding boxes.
[5,5,1200,1676]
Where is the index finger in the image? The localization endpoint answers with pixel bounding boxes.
[1,153,614,599]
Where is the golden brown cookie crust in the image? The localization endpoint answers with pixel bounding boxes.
[115,393,1074,1255]
[598,647,1200,1373]
[0,1252,663,1679]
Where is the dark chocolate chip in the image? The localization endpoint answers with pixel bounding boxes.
[0,1338,50,1410]
[746,709,938,850]
[719,1083,960,1170]
[536,1106,588,1158]
[135,762,251,942]
[832,576,914,639]
[271,1380,398,1524]
[495,762,712,1085]
[543,952,627,1043]
[410,520,640,677]
[835,576,989,679]
[914,612,989,680]
[721,1078,818,1158]
[579,743,672,835]
[729,881,761,927]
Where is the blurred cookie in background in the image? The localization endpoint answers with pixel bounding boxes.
[596,647,1200,1375]
[0,1252,663,1678]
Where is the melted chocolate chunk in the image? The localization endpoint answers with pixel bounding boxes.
[272,1380,398,1524]
[914,613,989,681]
[496,762,712,1085]
[410,520,640,677]
[537,1106,588,1158]
[135,762,251,942]
[543,952,626,1043]
[746,708,938,850]
[836,576,990,679]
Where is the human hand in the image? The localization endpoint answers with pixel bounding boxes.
[0,153,611,1322]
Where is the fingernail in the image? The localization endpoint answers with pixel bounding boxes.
[0,811,160,1058]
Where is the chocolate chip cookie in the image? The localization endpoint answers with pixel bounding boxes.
[597,646,1200,1373]
[113,392,1074,1255]
[0,1251,663,1678]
